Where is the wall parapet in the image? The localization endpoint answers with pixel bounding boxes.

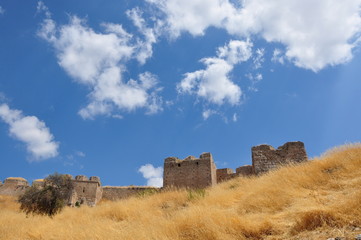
[163,152,217,189]
[252,141,308,175]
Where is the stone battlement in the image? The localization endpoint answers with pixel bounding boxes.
[0,141,308,205]
[163,152,217,189]
[164,141,308,187]
[252,141,307,175]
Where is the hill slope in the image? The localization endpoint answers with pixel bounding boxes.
[0,144,361,240]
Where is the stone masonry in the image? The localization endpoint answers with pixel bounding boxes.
[0,177,29,196]
[252,141,308,175]
[68,175,103,207]
[163,152,217,188]
[0,175,158,207]
[0,141,308,204]
[165,141,308,187]
[102,186,157,201]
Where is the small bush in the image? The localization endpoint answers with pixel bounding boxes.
[18,173,73,217]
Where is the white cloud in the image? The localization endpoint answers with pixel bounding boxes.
[126,8,160,64]
[0,6,4,15]
[217,39,253,64]
[36,1,50,18]
[232,113,237,122]
[179,58,241,105]
[146,0,235,38]
[75,151,85,157]
[138,164,163,187]
[0,104,59,161]
[272,48,285,65]
[253,48,265,69]
[148,0,361,71]
[246,73,263,92]
[178,40,251,105]
[38,12,163,119]
[202,109,217,120]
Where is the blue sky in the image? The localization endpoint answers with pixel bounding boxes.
[0,0,361,187]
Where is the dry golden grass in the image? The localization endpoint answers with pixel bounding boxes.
[1,144,361,240]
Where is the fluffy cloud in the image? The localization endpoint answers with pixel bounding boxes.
[148,0,361,71]
[178,40,252,105]
[126,8,160,64]
[38,7,162,119]
[145,0,234,38]
[138,164,163,187]
[0,6,4,15]
[0,104,59,161]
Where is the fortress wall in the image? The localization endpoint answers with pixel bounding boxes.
[163,152,217,189]
[72,179,102,206]
[216,168,235,183]
[0,177,29,196]
[236,165,253,176]
[102,186,158,201]
[252,141,308,175]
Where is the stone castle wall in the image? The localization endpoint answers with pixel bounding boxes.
[0,175,158,206]
[102,186,157,201]
[216,168,236,183]
[0,141,309,204]
[164,141,308,187]
[163,152,217,189]
[216,165,254,183]
[69,175,103,207]
[236,165,253,176]
[252,141,308,175]
[0,177,29,197]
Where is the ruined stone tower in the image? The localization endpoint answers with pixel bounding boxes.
[69,175,103,207]
[252,141,308,175]
[0,177,29,196]
[163,152,217,188]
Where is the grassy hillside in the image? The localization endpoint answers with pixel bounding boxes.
[1,144,361,240]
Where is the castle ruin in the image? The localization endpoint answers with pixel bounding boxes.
[252,141,308,175]
[0,177,29,196]
[163,141,308,187]
[163,152,217,188]
[0,175,156,207]
[0,141,308,205]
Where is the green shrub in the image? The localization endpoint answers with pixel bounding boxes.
[18,173,73,217]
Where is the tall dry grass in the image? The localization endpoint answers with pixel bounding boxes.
[1,144,361,240]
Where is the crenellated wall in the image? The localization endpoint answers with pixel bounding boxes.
[252,141,308,175]
[0,141,309,204]
[163,152,217,189]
